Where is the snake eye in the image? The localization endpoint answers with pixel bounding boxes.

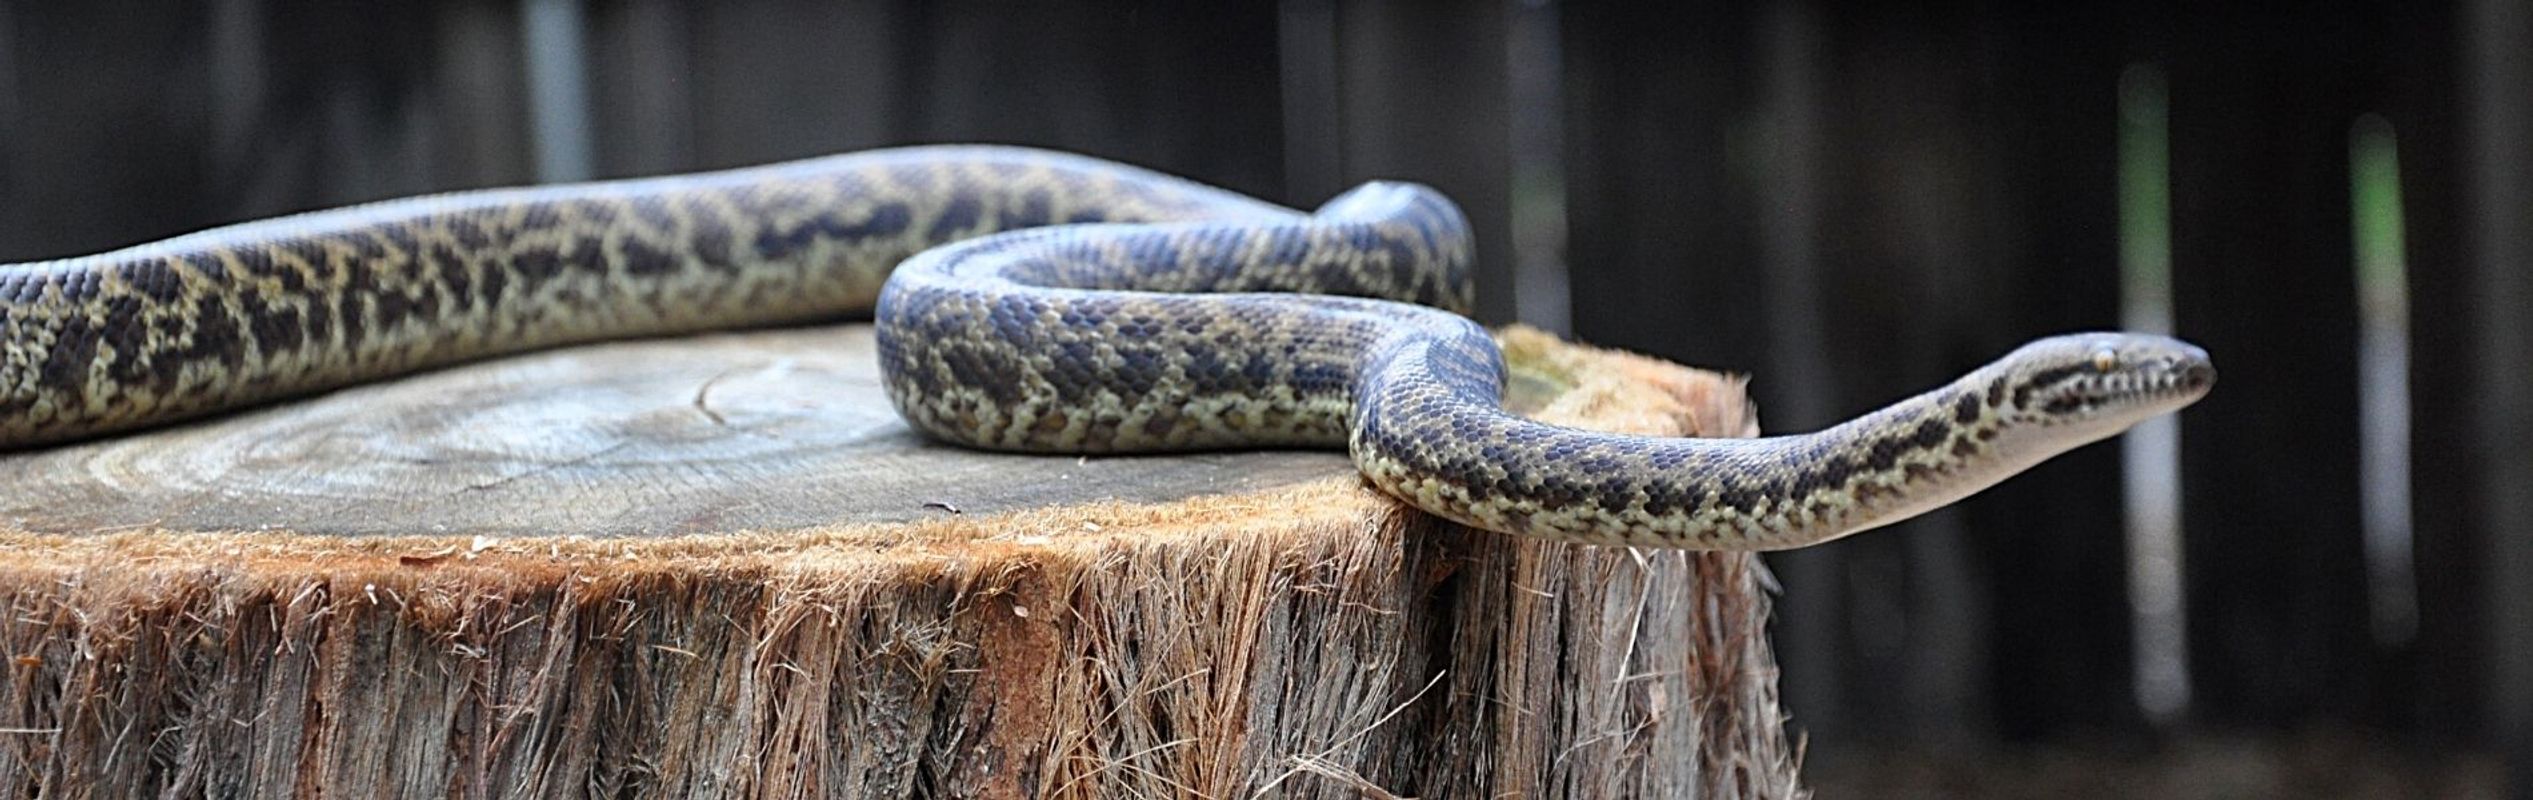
[2089,349,2118,373]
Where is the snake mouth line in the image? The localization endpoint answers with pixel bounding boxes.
[2176,361,2219,394]
[2127,360,2217,405]
[2042,350,2215,419]
[2093,364,2213,402]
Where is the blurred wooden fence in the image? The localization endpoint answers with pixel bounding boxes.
[1,0,2525,778]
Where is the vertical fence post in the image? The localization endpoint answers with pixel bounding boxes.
[2461,0,2533,787]
[1322,3,1518,323]
[2168,6,2372,727]
[521,0,593,183]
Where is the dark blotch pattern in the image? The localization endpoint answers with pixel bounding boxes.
[930,195,983,241]
[2013,364,2082,409]
[620,238,677,276]
[1952,391,1982,424]
[0,146,2077,553]
[1908,416,1952,450]
[239,292,301,354]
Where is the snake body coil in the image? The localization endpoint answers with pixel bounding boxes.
[0,146,2212,549]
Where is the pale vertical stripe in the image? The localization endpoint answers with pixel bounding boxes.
[522,0,595,183]
[2350,115,2417,646]
[1504,0,1570,334]
[2117,63,2190,724]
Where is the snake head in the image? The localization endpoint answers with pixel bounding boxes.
[1992,332,2215,435]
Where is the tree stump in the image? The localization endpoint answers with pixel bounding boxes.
[0,323,1803,799]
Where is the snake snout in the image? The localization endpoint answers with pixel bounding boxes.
[2174,352,2217,394]
[2135,339,2214,400]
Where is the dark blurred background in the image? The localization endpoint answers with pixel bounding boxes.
[2,1,2525,796]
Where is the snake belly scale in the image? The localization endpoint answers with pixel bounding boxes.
[0,146,2212,550]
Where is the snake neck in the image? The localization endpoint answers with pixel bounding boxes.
[1350,335,2207,550]
[1760,377,2036,544]
[1348,348,1988,549]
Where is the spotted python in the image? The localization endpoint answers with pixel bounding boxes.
[0,146,2212,549]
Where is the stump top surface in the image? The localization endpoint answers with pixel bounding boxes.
[0,325,1795,799]
[1,325,1356,538]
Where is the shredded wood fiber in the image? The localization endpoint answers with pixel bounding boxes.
[0,326,1803,798]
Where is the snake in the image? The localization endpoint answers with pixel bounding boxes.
[0,145,2212,550]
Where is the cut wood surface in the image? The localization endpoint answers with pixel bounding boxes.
[0,323,1804,799]
[0,326,1354,536]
